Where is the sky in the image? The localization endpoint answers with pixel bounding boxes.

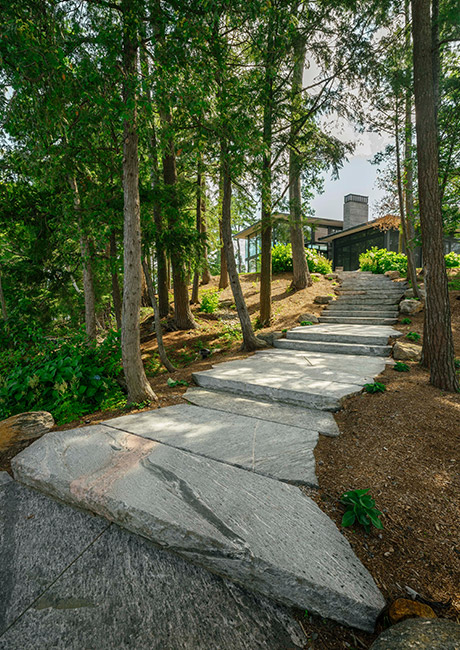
[310,122,392,223]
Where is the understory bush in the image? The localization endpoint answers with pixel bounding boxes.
[199,289,221,313]
[360,246,460,274]
[0,325,124,424]
[359,247,408,275]
[271,243,332,274]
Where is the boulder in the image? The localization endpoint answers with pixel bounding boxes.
[314,295,333,305]
[404,287,426,299]
[399,299,423,315]
[389,599,436,624]
[298,313,319,324]
[385,270,400,279]
[325,273,339,280]
[256,331,283,346]
[370,618,460,649]
[393,341,422,362]
[0,411,54,452]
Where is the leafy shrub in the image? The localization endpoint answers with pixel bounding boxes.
[271,243,332,275]
[340,489,384,533]
[359,247,408,275]
[454,358,460,369]
[0,329,124,424]
[199,289,220,314]
[406,331,421,342]
[271,243,293,273]
[305,249,332,274]
[393,361,410,372]
[445,251,460,268]
[401,317,412,325]
[300,321,313,326]
[364,382,386,393]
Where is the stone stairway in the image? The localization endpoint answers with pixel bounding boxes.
[11,273,406,634]
[319,271,406,326]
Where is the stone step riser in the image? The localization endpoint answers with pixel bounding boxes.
[319,317,397,325]
[331,302,400,310]
[322,312,398,319]
[274,340,391,357]
[287,331,390,346]
[334,299,401,305]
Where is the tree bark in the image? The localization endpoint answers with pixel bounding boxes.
[0,271,7,321]
[191,160,203,304]
[142,259,175,372]
[221,143,265,351]
[289,38,311,291]
[200,175,211,284]
[411,0,458,391]
[120,0,157,403]
[218,167,229,289]
[160,109,196,329]
[68,175,96,341]
[109,231,122,330]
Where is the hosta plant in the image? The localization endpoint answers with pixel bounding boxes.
[364,381,386,393]
[340,489,384,533]
[401,318,412,325]
[393,361,410,372]
[406,331,421,342]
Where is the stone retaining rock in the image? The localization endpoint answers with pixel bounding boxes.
[298,313,319,324]
[384,270,400,279]
[370,618,460,649]
[393,341,422,361]
[0,411,54,452]
[314,295,333,304]
[399,299,423,315]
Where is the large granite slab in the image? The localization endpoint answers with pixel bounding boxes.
[0,476,303,649]
[0,472,109,636]
[104,403,319,486]
[12,429,386,631]
[193,349,387,411]
[183,387,340,437]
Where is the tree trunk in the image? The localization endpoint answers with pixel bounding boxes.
[201,175,211,284]
[289,38,311,291]
[68,175,96,341]
[142,259,175,372]
[0,271,7,321]
[160,109,196,330]
[221,143,265,351]
[191,160,203,304]
[109,231,122,330]
[120,0,157,403]
[411,0,458,391]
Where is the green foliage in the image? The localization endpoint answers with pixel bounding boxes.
[167,377,189,388]
[406,331,421,342]
[393,361,410,372]
[364,381,386,393]
[271,243,332,274]
[271,243,293,273]
[448,273,460,291]
[340,489,384,533]
[400,317,412,324]
[300,320,313,326]
[359,247,407,275]
[199,290,221,314]
[445,251,460,268]
[454,358,460,369]
[305,249,332,274]
[0,328,124,424]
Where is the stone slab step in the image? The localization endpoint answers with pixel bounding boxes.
[183,387,340,437]
[12,429,385,632]
[103,403,319,487]
[331,302,400,311]
[287,324,401,345]
[274,339,391,357]
[319,316,397,325]
[193,349,387,411]
[0,473,303,649]
[335,297,401,305]
[323,309,399,318]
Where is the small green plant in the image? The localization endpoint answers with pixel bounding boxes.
[281,328,288,333]
[454,358,460,369]
[340,489,384,533]
[401,317,412,325]
[167,377,189,388]
[406,331,421,342]
[445,251,460,268]
[364,382,386,393]
[300,321,313,326]
[393,361,410,372]
[199,290,221,314]
[312,275,320,282]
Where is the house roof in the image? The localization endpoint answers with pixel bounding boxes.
[318,215,401,243]
[234,213,343,239]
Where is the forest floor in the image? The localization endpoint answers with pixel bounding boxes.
[1,271,459,649]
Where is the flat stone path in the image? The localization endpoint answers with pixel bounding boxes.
[8,271,401,637]
[0,472,303,649]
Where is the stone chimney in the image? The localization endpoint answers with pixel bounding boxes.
[343,194,368,230]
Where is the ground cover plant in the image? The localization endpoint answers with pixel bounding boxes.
[340,489,384,533]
